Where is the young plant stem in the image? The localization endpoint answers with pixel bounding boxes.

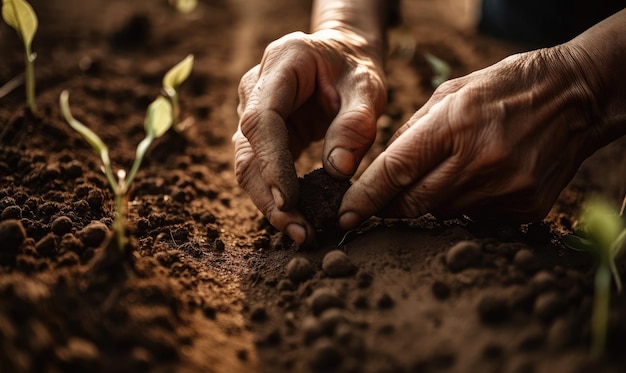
[25,46,36,113]
[591,265,611,358]
[113,190,128,251]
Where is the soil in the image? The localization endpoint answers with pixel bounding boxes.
[1,1,626,373]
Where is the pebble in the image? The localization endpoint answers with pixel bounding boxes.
[530,271,556,292]
[285,257,315,283]
[322,250,356,278]
[309,288,345,316]
[477,295,509,324]
[318,308,350,335]
[77,221,109,247]
[445,240,483,272]
[51,216,73,235]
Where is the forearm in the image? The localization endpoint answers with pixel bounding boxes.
[566,8,626,145]
[311,0,389,60]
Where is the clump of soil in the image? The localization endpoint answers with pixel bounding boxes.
[297,168,351,232]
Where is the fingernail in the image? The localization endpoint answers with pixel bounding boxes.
[271,186,285,210]
[329,147,356,176]
[339,211,361,230]
[286,223,306,245]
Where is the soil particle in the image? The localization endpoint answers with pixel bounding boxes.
[377,293,395,310]
[513,249,541,273]
[51,216,73,236]
[1,205,22,220]
[530,271,557,292]
[0,219,27,264]
[318,308,351,335]
[77,221,109,248]
[250,306,268,323]
[285,256,315,283]
[445,240,483,272]
[309,338,343,372]
[477,295,509,324]
[322,250,356,278]
[35,233,57,257]
[432,281,451,300]
[309,288,345,316]
[356,270,373,288]
[547,316,578,349]
[297,168,351,231]
[533,292,567,322]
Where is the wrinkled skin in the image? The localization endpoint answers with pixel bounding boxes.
[234,18,621,244]
[233,30,386,245]
[339,44,606,229]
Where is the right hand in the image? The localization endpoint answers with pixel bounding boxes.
[233,30,387,245]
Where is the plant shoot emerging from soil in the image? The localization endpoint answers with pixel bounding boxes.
[59,90,173,251]
[2,0,38,113]
[563,198,626,358]
[162,54,194,127]
[424,53,451,88]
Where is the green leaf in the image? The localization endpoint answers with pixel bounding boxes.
[562,234,595,252]
[59,90,109,157]
[2,0,38,47]
[580,200,623,257]
[144,96,173,138]
[162,54,194,94]
[424,53,451,88]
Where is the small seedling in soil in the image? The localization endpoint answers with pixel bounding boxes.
[297,168,351,240]
[2,0,38,113]
[424,53,451,88]
[562,198,626,358]
[162,54,194,129]
[60,91,173,257]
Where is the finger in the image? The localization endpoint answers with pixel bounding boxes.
[338,107,454,230]
[233,130,316,245]
[237,65,260,117]
[322,77,384,178]
[239,46,318,211]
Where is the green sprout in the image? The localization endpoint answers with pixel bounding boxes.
[162,54,194,128]
[59,90,173,251]
[424,53,451,89]
[2,0,37,113]
[168,0,198,14]
[562,198,626,358]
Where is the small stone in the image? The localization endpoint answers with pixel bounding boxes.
[318,308,350,335]
[302,316,323,344]
[514,249,540,273]
[51,216,73,235]
[77,221,109,247]
[286,257,315,283]
[445,240,483,272]
[477,295,509,324]
[277,279,295,292]
[309,288,345,316]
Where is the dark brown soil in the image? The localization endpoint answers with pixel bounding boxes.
[1,1,626,373]
[298,168,351,233]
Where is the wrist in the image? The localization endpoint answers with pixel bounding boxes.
[311,0,387,63]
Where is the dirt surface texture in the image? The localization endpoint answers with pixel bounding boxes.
[1,0,626,372]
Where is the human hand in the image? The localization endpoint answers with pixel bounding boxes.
[233,29,386,244]
[339,44,607,229]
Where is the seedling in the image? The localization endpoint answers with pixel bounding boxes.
[424,53,451,88]
[162,54,194,128]
[59,90,173,251]
[2,0,37,113]
[562,198,626,358]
